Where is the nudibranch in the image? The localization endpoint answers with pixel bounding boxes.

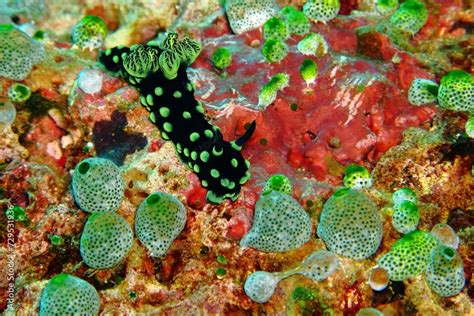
[98,33,255,204]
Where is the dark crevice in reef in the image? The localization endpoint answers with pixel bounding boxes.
[92,110,147,166]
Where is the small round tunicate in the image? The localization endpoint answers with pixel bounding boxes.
[244,271,280,303]
[430,224,460,249]
[297,250,338,281]
[0,100,16,125]
[78,68,104,94]
[368,266,389,291]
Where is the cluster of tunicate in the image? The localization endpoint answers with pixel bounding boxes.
[392,200,419,234]
[438,70,473,113]
[300,59,318,86]
[0,24,45,80]
[377,230,439,280]
[77,68,104,95]
[376,0,398,15]
[389,0,428,35]
[72,16,107,50]
[297,33,328,56]
[263,17,289,41]
[244,250,337,303]
[80,212,133,269]
[258,73,289,108]
[430,224,459,249]
[368,266,389,291]
[262,173,292,195]
[0,100,16,125]
[425,245,465,297]
[39,274,100,316]
[317,189,383,259]
[278,6,310,35]
[72,157,125,213]
[7,83,31,102]
[303,0,340,22]
[135,192,187,257]
[408,78,438,106]
[224,0,279,34]
[342,164,372,189]
[211,47,232,71]
[262,38,289,63]
[241,189,311,252]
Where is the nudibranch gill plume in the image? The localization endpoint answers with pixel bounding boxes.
[98,33,255,204]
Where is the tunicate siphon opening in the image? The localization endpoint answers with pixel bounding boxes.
[78,161,90,174]
[147,193,161,205]
[443,247,455,259]
[368,266,389,291]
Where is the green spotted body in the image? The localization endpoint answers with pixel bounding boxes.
[303,0,340,22]
[389,0,428,35]
[408,78,438,106]
[99,33,254,204]
[279,6,310,35]
[72,15,107,50]
[438,70,474,113]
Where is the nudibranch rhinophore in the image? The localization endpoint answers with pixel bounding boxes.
[98,32,255,204]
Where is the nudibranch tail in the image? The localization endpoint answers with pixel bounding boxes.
[98,33,254,204]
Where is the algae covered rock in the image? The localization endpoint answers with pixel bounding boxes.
[135,192,187,257]
[378,230,439,281]
[80,212,133,269]
[425,245,465,297]
[317,189,382,259]
[39,274,100,316]
[72,157,125,213]
[240,190,312,252]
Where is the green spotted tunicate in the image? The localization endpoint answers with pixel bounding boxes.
[279,6,310,35]
[408,78,439,106]
[211,47,232,70]
[296,250,338,281]
[244,271,280,303]
[317,189,382,259]
[80,212,133,269]
[303,0,340,22]
[224,0,279,34]
[389,0,428,35]
[263,17,289,41]
[258,72,289,108]
[466,116,474,138]
[0,24,45,80]
[72,15,107,50]
[392,200,419,234]
[39,274,100,316]
[72,157,125,213]
[262,174,293,195]
[7,83,31,102]
[135,192,187,257]
[425,245,465,297]
[0,100,16,125]
[376,0,398,15]
[262,38,289,63]
[300,59,318,86]
[342,164,372,189]
[297,33,328,56]
[392,187,417,205]
[437,70,474,113]
[378,230,439,281]
[240,190,312,252]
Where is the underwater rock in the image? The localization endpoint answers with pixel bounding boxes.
[317,189,382,259]
[240,190,312,252]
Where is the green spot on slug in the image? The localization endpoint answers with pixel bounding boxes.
[149,112,156,123]
[163,122,173,132]
[159,107,170,117]
[212,146,223,156]
[230,141,241,151]
[146,94,154,106]
[231,158,238,168]
[211,169,220,178]
[221,178,230,187]
[200,151,209,162]
[183,111,191,119]
[113,55,119,63]
[193,164,200,173]
[173,91,182,98]
[161,131,169,140]
[186,83,193,91]
[190,132,200,142]
[204,129,213,138]
[154,86,163,96]
[140,96,147,106]
[201,180,208,187]
[105,49,112,56]
[196,103,204,113]
[191,151,197,160]
[184,148,190,157]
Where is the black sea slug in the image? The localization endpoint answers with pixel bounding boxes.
[98,32,255,204]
